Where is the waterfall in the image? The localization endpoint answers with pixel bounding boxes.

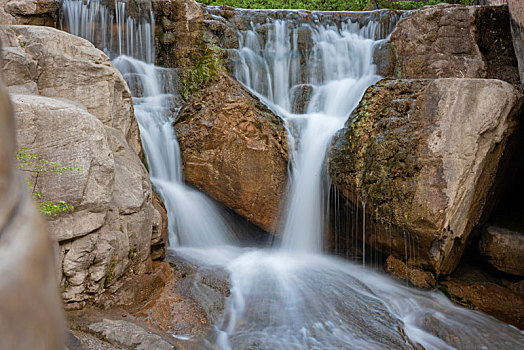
[62,0,232,247]
[232,19,382,252]
[60,3,524,348]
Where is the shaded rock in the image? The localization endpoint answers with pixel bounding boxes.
[384,255,436,288]
[329,78,522,275]
[479,217,524,276]
[0,25,142,156]
[389,4,520,85]
[373,41,397,77]
[88,319,175,350]
[0,0,58,26]
[175,73,288,233]
[151,192,168,261]
[508,0,524,89]
[440,263,524,329]
[153,0,204,69]
[0,64,64,348]
[290,84,313,114]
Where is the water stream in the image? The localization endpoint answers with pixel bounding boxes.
[61,1,524,348]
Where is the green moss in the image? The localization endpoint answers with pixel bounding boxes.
[179,42,225,101]
[103,256,117,289]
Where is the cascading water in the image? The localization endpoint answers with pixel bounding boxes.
[232,19,382,252]
[61,2,524,348]
[62,0,232,247]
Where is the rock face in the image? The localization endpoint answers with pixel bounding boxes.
[0,0,58,26]
[0,64,64,348]
[389,4,520,86]
[508,0,524,89]
[152,0,204,69]
[175,73,288,233]
[329,78,522,275]
[1,25,142,156]
[1,25,164,309]
[479,218,524,276]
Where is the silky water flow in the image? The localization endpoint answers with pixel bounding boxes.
[62,2,524,348]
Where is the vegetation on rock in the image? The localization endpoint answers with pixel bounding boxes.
[17,148,81,216]
[199,0,475,11]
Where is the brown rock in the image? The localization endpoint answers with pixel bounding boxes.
[508,0,524,89]
[151,192,169,261]
[0,61,64,349]
[390,4,520,86]
[479,219,524,276]
[153,0,204,69]
[440,267,524,329]
[330,78,522,275]
[0,0,58,26]
[175,73,288,233]
[385,255,436,288]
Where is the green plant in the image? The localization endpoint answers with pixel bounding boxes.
[180,43,224,100]
[17,148,82,216]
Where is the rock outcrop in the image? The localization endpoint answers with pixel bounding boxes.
[389,4,520,86]
[0,59,64,348]
[1,25,142,156]
[479,218,524,276]
[174,73,288,233]
[508,0,524,89]
[0,0,58,26]
[1,25,165,309]
[329,78,522,275]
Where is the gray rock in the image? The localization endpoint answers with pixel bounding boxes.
[508,0,524,89]
[88,319,175,350]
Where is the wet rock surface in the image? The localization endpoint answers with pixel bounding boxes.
[389,4,520,86]
[174,73,288,233]
[329,78,522,275]
[439,258,524,329]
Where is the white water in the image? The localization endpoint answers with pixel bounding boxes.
[62,3,524,348]
[232,20,381,252]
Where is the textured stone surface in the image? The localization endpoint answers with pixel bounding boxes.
[390,4,520,86]
[0,68,64,349]
[479,218,524,276]
[175,73,288,233]
[384,255,436,288]
[330,78,521,275]
[1,25,166,308]
[88,319,175,350]
[508,0,524,89]
[153,0,204,69]
[12,93,159,308]
[0,25,142,156]
[0,0,58,26]
[440,264,524,329]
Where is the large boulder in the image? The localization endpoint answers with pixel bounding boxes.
[389,4,520,86]
[0,25,142,156]
[174,73,288,233]
[0,65,64,347]
[329,78,522,275]
[508,0,524,89]
[1,25,164,309]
